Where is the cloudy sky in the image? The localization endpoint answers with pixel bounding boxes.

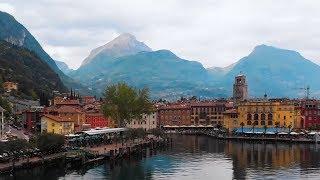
[0,0,319,69]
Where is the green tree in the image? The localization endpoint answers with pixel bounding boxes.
[102,83,153,127]
[36,133,64,154]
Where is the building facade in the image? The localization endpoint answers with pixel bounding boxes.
[41,114,74,135]
[157,104,191,126]
[190,101,233,126]
[85,113,110,128]
[44,105,85,132]
[223,109,239,131]
[126,112,157,131]
[237,99,301,130]
[233,74,248,103]
[299,99,320,129]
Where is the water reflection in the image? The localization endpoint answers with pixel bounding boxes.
[1,135,320,180]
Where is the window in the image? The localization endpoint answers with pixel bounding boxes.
[247,114,252,120]
[254,114,259,120]
[284,116,286,120]
[261,121,265,125]
[261,114,266,120]
[247,121,252,125]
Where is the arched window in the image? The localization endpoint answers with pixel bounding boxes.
[268,113,273,120]
[247,114,252,120]
[254,114,259,120]
[261,113,266,120]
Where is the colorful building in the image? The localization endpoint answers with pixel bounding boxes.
[299,99,320,129]
[223,109,239,131]
[190,101,233,126]
[126,112,157,131]
[157,104,191,126]
[41,114,74,135]
[85,113,110,128]
[44,105,85,132]
[237,99,301,130]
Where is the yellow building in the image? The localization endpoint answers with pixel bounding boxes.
[237,99,301,129]
[223,109,239,132]
[41,114,74,135]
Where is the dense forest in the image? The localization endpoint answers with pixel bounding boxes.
[0,41,66,99]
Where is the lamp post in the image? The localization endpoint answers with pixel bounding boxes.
[0,108,4,140]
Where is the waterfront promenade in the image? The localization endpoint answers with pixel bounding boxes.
[0,137,169,174]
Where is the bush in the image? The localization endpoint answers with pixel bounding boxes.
[0,139,31,154]
[36,133,64,154]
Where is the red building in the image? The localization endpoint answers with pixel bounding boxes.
[85,113,110,128]
[157,103,191,127]
[300,99,320,129]
[23,107,44,132]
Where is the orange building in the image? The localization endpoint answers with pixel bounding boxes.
[3,81,18,92]
[157,103,191,126]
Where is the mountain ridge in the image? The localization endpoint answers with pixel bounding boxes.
[0,11,92,95]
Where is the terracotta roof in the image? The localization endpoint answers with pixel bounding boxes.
[55,99,80,105]
[85,113,105,117]
[56,105,83,113]
[224,109,238,114]
[43,114,74,122]
[157,104,190,110]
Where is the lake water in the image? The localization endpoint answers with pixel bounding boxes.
[1,135,320,180]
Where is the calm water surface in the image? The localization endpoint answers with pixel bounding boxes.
[2,135,320,180]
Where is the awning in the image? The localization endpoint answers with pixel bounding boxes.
[83,128,127,135]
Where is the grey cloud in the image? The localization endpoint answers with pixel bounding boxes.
[0,0,319,69]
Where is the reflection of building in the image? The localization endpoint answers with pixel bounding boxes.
[233,74,248,103]
[224,141,304,177]
[126,112,157,131]
[41,114,74,135]
[237,99,301,129]
[3,81,18,92]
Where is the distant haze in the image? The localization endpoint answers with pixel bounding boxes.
[0,0,320,69]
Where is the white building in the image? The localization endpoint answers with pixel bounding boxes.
[126,112,157,131]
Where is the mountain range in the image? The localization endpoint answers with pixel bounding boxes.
[69,34,226,99]
[70,33,320,99]
[1,10,320,99]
